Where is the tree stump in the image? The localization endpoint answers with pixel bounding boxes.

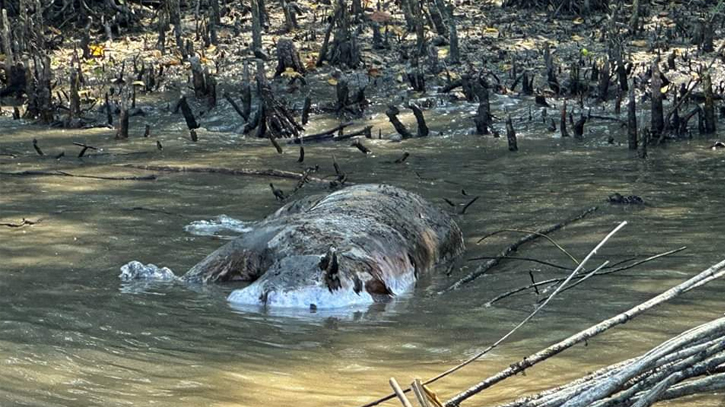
[25,56,54,124]
[627,80,637,150]
[189,56,216,105]
[386,105,414,139]
[274,38,305,77]
[650,59,664,138]
[506,115,518,151]
[474,83,492,135]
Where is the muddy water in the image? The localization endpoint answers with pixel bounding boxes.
[2,98,725,407]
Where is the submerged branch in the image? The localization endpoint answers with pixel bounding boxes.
[0,218,43,228]
[485,247,687,310]
[0,170,156,181]
[119,164,330,184]
[443,206,598,292]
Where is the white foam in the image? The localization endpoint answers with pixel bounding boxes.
[227,283,375,309]
[183,215,252,238]
[119,261,178,281]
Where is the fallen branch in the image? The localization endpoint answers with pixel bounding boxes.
[0,218,42,227]
[444,258,725,406]
[120,164,330,184]
[485,246,687,309]
[291,122,354,143]
[466,256,572,270]
[442,206,598,292]
[359,222,625,407]
[459,196,479,214]
[291,124,372,144]
[0,170,156,181]
[537,246,689,301]
[497,325,725,407]
[288,166,320,198]
[479,230,581,265]
[73,142,98,158]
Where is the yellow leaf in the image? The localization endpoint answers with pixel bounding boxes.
[207,44,217,54]
[631,40,648,48]
[516,39,537,50]
[327,78,338,85]
[581,48,589,56]
[482,26,499,38]
[572,34,584,42]
[573,17,584,24]
[89,44,105,57]
[281,67,302,78]
[132,80,146,87]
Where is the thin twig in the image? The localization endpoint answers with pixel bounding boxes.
[443,207,597,292]
[486,247,686,306]
[478,228,580,266]
[466,256,572,270]
[459,196,479,215]
[538,246,688,301]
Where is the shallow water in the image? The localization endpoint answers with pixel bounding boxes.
[2,94,725,407]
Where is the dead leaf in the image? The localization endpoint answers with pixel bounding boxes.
[367,67,382,77]
[281,67,303,78]
[388,25,406,37]
[369,10,392,23]
[482,27,499,37]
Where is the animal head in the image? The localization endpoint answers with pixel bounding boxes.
[226,247,415,309]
